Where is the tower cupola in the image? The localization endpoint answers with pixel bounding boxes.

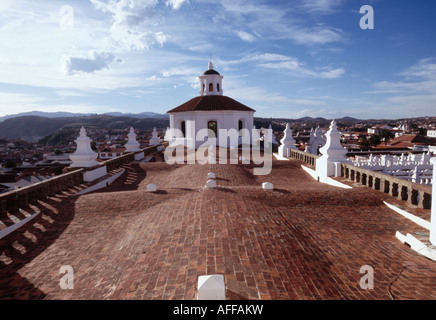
[199,61,223,96]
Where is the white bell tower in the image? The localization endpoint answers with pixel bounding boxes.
[199,61,223,96]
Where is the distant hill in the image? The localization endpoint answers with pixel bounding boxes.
[0,111,91,122]
[0,110,168,122]
[297,116,327,121]
[0,115,170,142]
[340,116,358,121]
[103,112,169,119]
[0,116,73,141]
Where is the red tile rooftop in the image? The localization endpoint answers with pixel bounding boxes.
[0,155,435,300]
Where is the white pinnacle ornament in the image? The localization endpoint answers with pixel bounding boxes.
[149,127,161,146]
[70,127,98,167]
[278,123,297,157]
[318,120,347,161]
[125,127,140,152]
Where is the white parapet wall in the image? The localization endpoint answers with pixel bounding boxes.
[384,201,431,230]
[78,169,125,195]
[395,231,436,261]
[134,152,145,161]
[302,165,352,189]
[273,153,290,161]
[0,210,41,240]
[315,158,343,179]
[83,166,107,182]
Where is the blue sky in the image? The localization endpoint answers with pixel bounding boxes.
[0,0,436,119]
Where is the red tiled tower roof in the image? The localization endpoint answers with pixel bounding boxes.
[167,95,255,113]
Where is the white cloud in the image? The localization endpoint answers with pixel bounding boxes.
[250,53,302,71]
[374,58,436,93]
[0,90,117,116]
[166,0,188,10]
[214,0,345,46]
[317,68,345,79]
[0,92,46,115]
[56,90,90,97]
[61,51,117,75]
[401,58,436,79]
[239,53,345,79]
[225,85,326,107]
[290,26,344,45]
[235,31,257,43]
[298,0,345,14]
[368,58,436,117]
[90,0,169,51]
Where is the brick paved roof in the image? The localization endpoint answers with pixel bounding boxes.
[0,154,435,300]
[167,95,255,113]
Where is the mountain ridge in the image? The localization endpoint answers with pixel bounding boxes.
[0,110,169,122]
[0,115,170,141]
[1,112,433,142]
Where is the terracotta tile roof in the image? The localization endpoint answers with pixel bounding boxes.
[375,134,436,149]
[104,148,126,153]
[167,95,255,113]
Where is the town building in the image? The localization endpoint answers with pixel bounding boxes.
[374,134,436,152]
[427,130,436,138]
[367,124,393,135]
[99,148,126,160]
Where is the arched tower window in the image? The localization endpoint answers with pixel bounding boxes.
[181,121,186,138]
[217,83,220,92]
[209,83,213,92]
[208,121,217,138]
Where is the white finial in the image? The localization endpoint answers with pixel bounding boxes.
[318,119,346,161]
[278,123,297,157]
[125,127,140,152]
[208,61,213,70]
[70,127,98,168]
[79,126,87,137]
[149,127,161,146]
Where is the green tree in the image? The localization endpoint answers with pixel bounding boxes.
[379,129,394,145]
[358,135,370,147]
[4,160,18,168]
[91,141,97,151]
[368,135,381,146]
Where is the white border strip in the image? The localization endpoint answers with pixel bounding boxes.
[396,231,436,261]
[0,210,41,240]
[384,201,431,230]
[78,169,125,196]
[273,153,290,161]
[140,156,154,163]
[301,165,352,189]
